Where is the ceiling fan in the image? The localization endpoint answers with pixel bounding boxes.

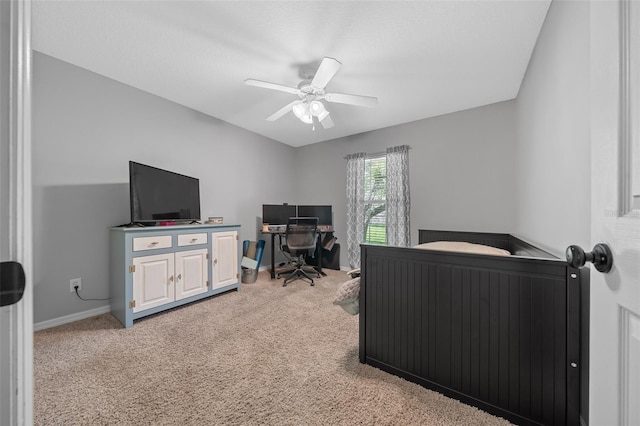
[245,57,378,130]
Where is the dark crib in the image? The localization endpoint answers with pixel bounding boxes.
[359,230,589,426]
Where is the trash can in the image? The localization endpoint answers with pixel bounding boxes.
[241,267,258,284]
[241,239,265,284]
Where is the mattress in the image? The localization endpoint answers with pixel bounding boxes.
[413,240,511,256]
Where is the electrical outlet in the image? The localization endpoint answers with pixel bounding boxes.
[70,278,82,293]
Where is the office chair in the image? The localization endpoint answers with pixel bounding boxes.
[278,217,320,286]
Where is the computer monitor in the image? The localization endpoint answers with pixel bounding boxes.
[262,204,297,225]
[297,205,332,226]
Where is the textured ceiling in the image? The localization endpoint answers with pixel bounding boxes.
[32,1,551,147]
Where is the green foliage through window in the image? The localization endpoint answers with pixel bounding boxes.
[364,156,386,244]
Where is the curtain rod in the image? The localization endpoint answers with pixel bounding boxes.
[343,146,411,160]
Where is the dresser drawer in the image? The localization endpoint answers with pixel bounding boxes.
[178,233,208,247]
[132,235,172,252]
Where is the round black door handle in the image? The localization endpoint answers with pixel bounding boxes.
[0,261,26,307]
[566,243,613,273]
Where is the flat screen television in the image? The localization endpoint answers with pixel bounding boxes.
[262,204,296,226]
[129,161,201,224]
[297,205,332,226]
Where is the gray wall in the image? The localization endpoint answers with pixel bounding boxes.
[514,5,591,421]
[514,0,591,255]
[32,52,295,323]
[33,0,592,324]
[33,51,518,324]
[295,101,517,267]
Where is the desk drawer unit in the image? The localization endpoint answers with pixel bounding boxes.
[133,235,172,252]
[178,233,208,247]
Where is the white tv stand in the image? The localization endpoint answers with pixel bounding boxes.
[109,223,241,328]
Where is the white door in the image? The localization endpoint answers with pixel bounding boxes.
[590,1,640,424]
[132,254,175,313]
[175,249,208,300]
[211,231,238,290]
[0,1,32,425]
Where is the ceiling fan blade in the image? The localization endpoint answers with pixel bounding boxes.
[320,114,334,129]
[245,79,301,96]
[325,92,378,108]
[310,57,341,89]
[266,100,302,121]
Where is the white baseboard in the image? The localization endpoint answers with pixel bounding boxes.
[34,305,111,332]
[33,266,349,331]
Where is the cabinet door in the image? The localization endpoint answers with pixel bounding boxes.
[175,248,208,300]
[132,253,175,313]
[211,231,238,290]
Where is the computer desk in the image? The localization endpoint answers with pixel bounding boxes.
[261,227,332,279]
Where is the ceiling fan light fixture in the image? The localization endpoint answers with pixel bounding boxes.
[292,102,306,119]
[300,112,313,124]
[292,101,313,124]
[309,100,326,116]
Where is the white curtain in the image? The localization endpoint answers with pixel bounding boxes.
[386,145,411,247]
[345,152,366,268]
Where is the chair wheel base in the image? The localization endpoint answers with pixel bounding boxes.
[282,267,316,287]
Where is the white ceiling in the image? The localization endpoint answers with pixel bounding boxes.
[32,1,551,147]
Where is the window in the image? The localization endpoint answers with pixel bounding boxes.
[346,145,409,268]
[363,155,386,244]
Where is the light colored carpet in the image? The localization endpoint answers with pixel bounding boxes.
[34,269,512,425]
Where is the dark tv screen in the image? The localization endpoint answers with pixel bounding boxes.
[297,205,332,226]
[129,161,201,223]
[262,204,296,225]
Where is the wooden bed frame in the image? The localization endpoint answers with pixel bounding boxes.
[359,230,589,426]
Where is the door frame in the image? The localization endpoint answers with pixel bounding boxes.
[1,0,33,424]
